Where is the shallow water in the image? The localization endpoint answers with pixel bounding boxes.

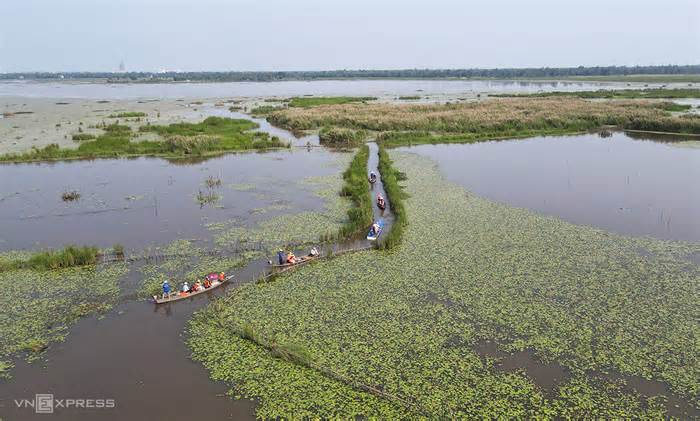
[400,131,700,243]
[0,149,343,252]
[0,79,684,100]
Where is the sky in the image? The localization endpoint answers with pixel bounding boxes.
[0,0,698,72]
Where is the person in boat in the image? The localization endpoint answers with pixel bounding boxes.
[194,280,203,292]
[181,281,190,293]
[309,247,319,257]
[369,171,377,182]
[370,222,381,236]
[277,248,286,265]
[218,272,225,281]
[162,280,172,299]
[377,193,385,209]
[287,251,297,264]
[203,277,212,288]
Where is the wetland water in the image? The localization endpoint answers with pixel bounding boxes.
[0,79,687,100]
[0,123,394,420]
[0,149,342,252]
[400,131,700,243]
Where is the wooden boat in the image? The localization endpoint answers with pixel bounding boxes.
[270,253,320,269]
[367,220,384,241]
[369,174,377,184]
[152,275,233,304]
[377,200,386,210]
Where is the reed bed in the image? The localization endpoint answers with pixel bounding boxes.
[267,97,700,143]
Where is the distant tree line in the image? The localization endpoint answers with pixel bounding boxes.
[2,65,698,82]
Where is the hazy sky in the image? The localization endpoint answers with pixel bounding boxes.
[1,0,698,72]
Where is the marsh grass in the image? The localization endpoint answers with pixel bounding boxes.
[376,145,408,249]
[0,116,287,163]
[0,245,101,272]
[71,133,95,141]
[205,175,222,188]
[288,96,377,108]
[337,145,373,238]
[250,105,285,115]
[61,190,81,202]
[196,190,221,206]
[267,97,700,144]
[318,126,368,147]
[491,88,700,99]
[108,111,147,118]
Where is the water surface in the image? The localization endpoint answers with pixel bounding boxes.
[0,79,686,100]
[400,131,700,242]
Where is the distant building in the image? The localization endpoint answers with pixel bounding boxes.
[118,60,126,73]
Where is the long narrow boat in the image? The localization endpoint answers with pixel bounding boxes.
[270,254,320,269]
[152,275,234,304]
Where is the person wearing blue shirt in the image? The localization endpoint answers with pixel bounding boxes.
[162,280,172,299]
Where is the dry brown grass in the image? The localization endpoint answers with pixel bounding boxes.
[267,97,699,136]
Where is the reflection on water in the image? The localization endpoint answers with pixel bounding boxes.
[0,79,685,100]
[400,131,700,243]
[0,149,343,251]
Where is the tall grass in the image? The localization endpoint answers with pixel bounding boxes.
[377,145,408,250]
[108,111,147,118]
[266,97,700,142]
[337,145,373,239]
[0,246,102,271]
[288,96,376,108]
[318,127,367,147]
[490,88,700,99]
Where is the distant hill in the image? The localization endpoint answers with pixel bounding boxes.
[2,65,699,82]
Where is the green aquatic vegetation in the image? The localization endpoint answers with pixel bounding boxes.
[288,96,377,108]
[0,255,128,372]
[71,133,95,141]
[249,105,285,115]
[376,144,408,249]
[0,117,287,163]
[227,182,256,191]
[337,145,372,238]
[0,245,100,271]
[107,111,147,118]
[189,151,699,418]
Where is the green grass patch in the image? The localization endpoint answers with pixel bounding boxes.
[250,105,285,115]
[318,126,367,147]
[71,133,96,141]
[0,117,288,163]
[1,245,100,271]
[288,96,377,108]
[376,145,408,249]
[336,145,373,239]
[398,96,421,100]
[108,111,147,118]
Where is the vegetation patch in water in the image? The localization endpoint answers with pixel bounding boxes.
[188,151,699,418]
[0,117,288,163]
[267,97,700,144]
[318,126,368,147]
[107,111,147,118]
[288,96,377,108]
[0,251,128,376]
[335,145,372,239]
